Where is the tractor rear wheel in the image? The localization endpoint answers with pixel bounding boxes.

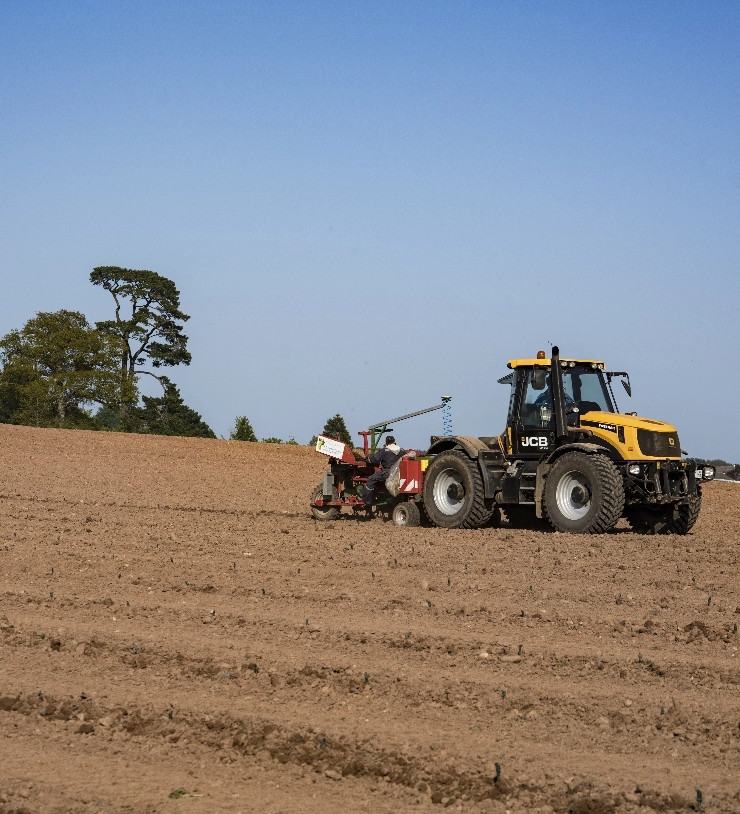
[422,450,493,529]
[392,501,421,527]
[310,483,340,521]
[544,452,624,534]
[626,494,701,535]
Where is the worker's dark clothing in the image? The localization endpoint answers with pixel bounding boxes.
[367,447,405,470]
[360,446,405,503]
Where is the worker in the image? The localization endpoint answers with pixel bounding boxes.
[358,436,405,503]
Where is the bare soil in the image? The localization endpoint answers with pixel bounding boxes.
[0,424,738,814]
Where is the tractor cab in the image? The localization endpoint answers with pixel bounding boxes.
[499,353,617,457]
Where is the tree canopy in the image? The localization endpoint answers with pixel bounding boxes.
[131,377,215,438]
[0,310,123,427]
[322,414,353,446]
[91,267,191,409]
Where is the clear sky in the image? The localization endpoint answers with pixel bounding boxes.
[1,2,738,459]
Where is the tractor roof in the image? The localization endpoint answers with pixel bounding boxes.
[507,358,605,369]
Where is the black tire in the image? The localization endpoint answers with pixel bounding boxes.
[503,505,550,531]
[310,483,340,521]
[422,450,493,529]
[544,452,624,534]
[626,493,702,535]
[392,501,421,527]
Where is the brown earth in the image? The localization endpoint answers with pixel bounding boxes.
[0,424,739,814]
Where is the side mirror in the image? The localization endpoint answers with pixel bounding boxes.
[621,379,632,398]
[532,368,546,391]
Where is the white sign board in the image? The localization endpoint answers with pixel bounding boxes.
[315,435,346,459]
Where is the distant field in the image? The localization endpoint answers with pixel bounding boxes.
[1,424,738,813]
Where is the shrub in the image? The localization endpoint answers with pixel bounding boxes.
[230,416,257,442]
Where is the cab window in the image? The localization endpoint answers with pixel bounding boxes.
[563,368,614,413]
[520,371,555,428]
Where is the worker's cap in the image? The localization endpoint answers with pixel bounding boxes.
[385,435,395,445]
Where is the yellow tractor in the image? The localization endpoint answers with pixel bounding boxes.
[310,346,710,533]
[418,346,709,533]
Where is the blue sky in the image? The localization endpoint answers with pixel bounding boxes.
[1,2,738,458]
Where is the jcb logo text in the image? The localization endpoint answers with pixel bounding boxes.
[521,436,548,448]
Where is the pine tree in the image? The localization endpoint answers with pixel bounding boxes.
[322,413,353,446]
[230,416,257,442]
[131,377,215,438]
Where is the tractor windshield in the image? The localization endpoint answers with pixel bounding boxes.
[520,366,614,428]
[563,367,615,414]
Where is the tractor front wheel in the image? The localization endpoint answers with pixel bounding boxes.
[544,452,624,534]
[310,483,340,521]
[626,493,701,535]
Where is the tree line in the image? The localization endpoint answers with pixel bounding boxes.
[0,267,213,437]
[0,267,357,445]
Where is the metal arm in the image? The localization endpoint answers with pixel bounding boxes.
[360,397,452,454]
[367,397,451,431]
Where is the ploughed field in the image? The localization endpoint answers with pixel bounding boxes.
[0,425,739,814]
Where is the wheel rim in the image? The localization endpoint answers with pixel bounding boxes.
[554,470,592,520]
[432,468,465,516]
[394,506,409,525]
[313,487,336,516]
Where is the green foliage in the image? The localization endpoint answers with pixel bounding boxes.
[95,406,123,431]
[285,437,299,445]
[308,435,318,447]
[0,310,126,427]
[230,416,257,442]
[262,437,283,444]
[91,267,191,414]
[322,413,353,446]
[706,459,731,467]
[130,378,215,438]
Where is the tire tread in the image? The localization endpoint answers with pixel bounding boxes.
[544,452,624,534]
[422,451,493,529]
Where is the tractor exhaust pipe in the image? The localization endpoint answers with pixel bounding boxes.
[551,346,569,441]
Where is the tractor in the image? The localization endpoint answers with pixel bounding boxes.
[310,347,711,534]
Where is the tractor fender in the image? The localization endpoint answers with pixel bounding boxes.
[544,442,607,465]
[534,443,609,519]
[427,435,490,459]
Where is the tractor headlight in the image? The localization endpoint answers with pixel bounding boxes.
[703,466,715,480]
[628,464,641,476]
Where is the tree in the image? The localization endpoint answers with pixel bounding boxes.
[230,416,257,442]
[131,377,215,438]
[262,437,283,444]
[0,310,124,427]
[322,414,353,446]
[90,266,191,420]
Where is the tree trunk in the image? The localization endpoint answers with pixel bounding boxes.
[120,353,130,419]
[57,394,65,424]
